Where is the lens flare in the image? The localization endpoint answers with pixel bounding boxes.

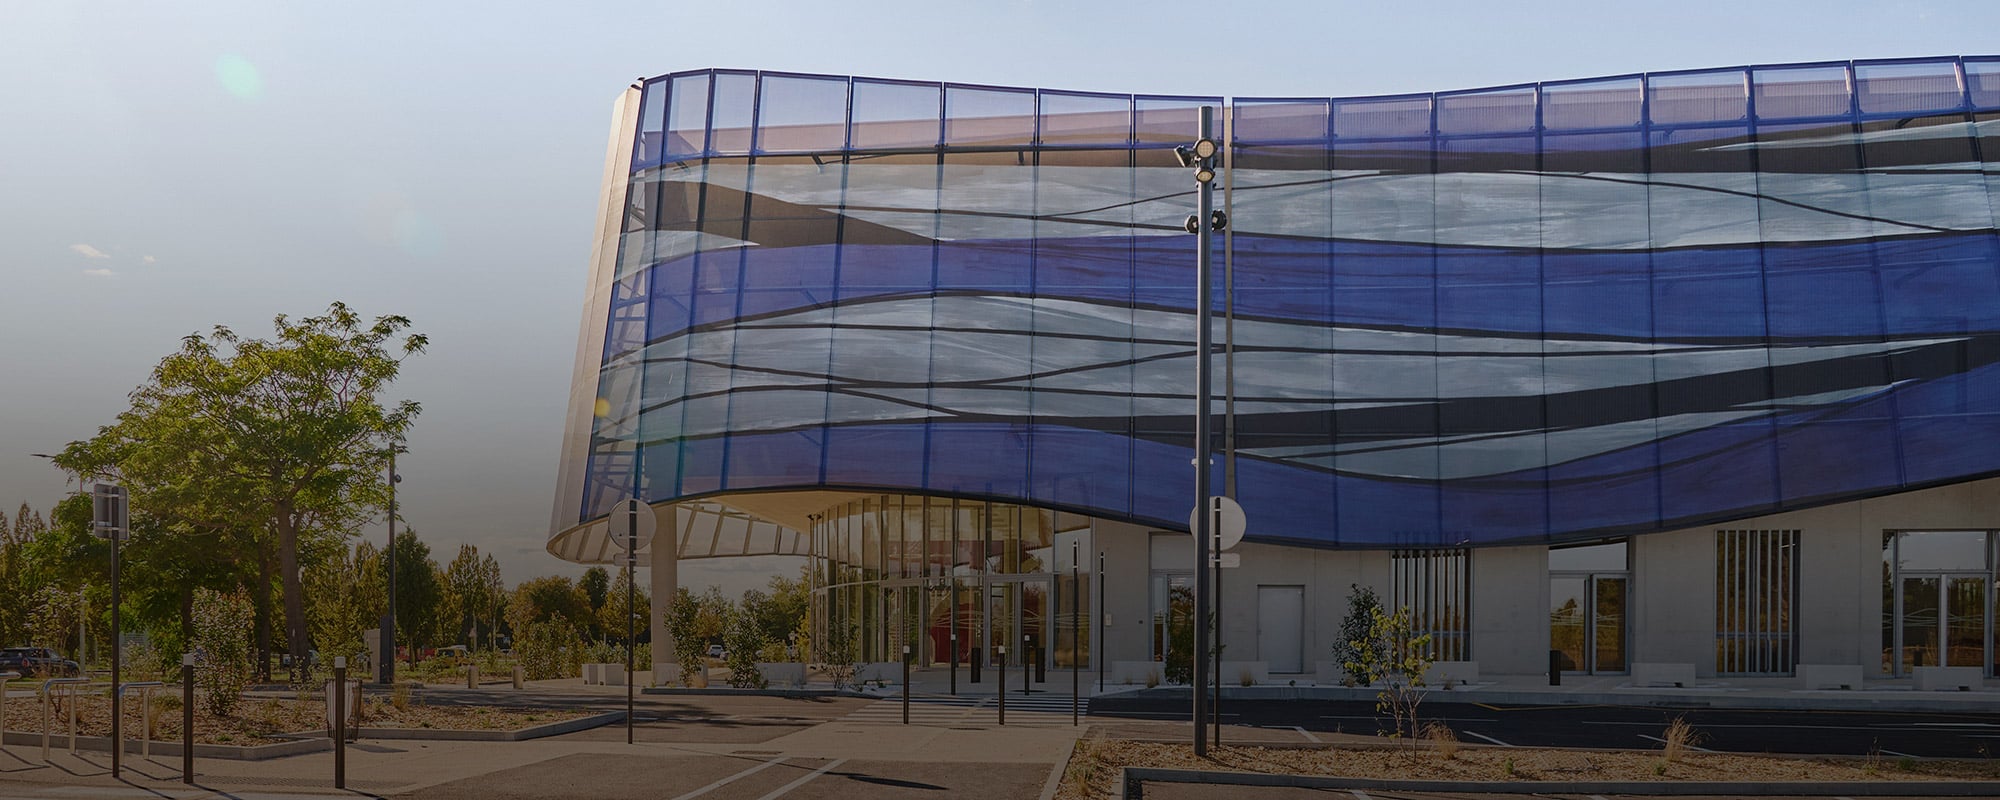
[214,54,263,101]
[594,398,612,418]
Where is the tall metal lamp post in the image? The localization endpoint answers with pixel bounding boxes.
[380,445,403,685]
[1176,109,1226,758]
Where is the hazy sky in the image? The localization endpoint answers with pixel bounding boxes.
[3,1,1995,596]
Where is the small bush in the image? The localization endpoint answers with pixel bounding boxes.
[1653,759,1667,776]
[1897,756,1917,772]
[390,681,413,712]
[1239,670,1255,687]
[1500,756,1515,776]
[1144,670,1160,689]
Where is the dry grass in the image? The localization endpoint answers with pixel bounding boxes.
[1051,738,2000,799]
[1661,715,1703,762]
[1422,721,1459,760]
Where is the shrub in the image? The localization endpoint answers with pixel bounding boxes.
[1344,604,1433,759]
[191,589,255,718]
[818,619,860,689]
[724,605,768,689]
[390,681,413,711]
[1331,584,1385,685]
[1422,721,1458,760]
[515,618,582,680]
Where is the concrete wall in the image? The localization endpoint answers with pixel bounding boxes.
[1088,476,2000,680]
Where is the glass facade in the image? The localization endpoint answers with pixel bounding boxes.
[806,494,1091,669]
[578,56,2000,551]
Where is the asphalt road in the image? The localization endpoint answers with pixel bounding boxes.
[1090,697,2000,759]
[394,751,1051,800]
[1143,785,1981,800]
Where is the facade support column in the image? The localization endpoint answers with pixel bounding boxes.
[650,506,679,685]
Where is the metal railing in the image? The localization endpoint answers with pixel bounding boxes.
[0,671,18,752]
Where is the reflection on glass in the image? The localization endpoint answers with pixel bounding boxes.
[1550,541,1628,573]
[1898,531,1988,572]
[1549,576,1587,671]
[1947,576,1987,669]
[1902,576,1941,670]
[988,583,1015,668]
[1595,577,1627,673]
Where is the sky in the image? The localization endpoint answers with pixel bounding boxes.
[2,0,1996,597]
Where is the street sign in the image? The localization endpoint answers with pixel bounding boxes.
[609,498,658,552]
[1188,495,1245,552]
[92,483,129,540]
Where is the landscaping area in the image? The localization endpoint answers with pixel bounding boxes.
[1052,736,2000,799]
[0,687,594,746]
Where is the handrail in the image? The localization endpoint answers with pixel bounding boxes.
[37,677,89,761]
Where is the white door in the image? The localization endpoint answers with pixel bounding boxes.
[1258,585,1304,674]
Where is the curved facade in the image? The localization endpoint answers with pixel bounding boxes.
[556,57,2000,557]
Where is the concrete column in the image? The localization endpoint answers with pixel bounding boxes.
[650,505,678,686]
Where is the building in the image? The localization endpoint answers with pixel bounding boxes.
[550,57,2000,686]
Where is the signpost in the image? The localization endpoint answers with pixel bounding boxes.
[1189,494,1244,749]
[332,657,347,789]
[181,654,194,783]
[92,483,129,778]
[610,498,656,745]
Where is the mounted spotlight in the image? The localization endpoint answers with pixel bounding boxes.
[1191,138,1219,160]
[1210,210,1228,231]
[1183,214,1202,234]
[1174,145,1197,168]
[1194,167,1215,184]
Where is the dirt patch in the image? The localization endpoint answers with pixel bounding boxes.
[1,693,591,746]
[1052,738,2000,799]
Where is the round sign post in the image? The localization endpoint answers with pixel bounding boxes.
[1188,496,1245,552]
[610,499,656,745]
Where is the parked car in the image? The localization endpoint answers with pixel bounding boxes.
[0,647,82,677]
[705,644,726,660]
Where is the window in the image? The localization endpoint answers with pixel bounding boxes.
[1550,540,1629,673]
[1391,549,1469,661]
[1715,529,1798,674]
[1881,531,1995,676]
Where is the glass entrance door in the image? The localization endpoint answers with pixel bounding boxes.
[1550,575,1627,673]
[1898,574,1988,671]
[983,577,1051,676]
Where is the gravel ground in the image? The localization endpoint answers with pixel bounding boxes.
[1052,738,2000,799]
[1,693,592,745]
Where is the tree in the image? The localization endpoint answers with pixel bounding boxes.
[579,566,610,639]
[1332,584,1386,686]
[596,568,650,647]
[1342,604,1435,757]
[443,545,483,647]
[191,588,255,718]
[53,302,426,678]
[304,540,382,666]
[506,576,590,636]
[387,529,442,663]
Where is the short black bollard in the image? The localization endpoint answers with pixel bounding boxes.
[1548,649,1562,686]
[1021,634,1034,695]
[949,633,958,695]
[1034,639,1046,685]
[181,654,195,784]
[901,645,911,725]
[995,645,1006,726]
[333,657,347,790]
[970,647,982,684]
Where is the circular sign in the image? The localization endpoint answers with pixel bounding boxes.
[1188,496,1246,552]
[609,498,658,552]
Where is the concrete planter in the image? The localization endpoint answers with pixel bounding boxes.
[757,662,807,688]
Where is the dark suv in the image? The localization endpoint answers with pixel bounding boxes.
[0,647,82,677]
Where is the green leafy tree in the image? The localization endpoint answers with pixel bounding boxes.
[387,529,443,663]
[662,588,709,686]
[53,303,426,678]
[597,568,651,647]
[1332,584,1387,686]
[304,540,382,666]
[1342,604,1435,756]
[723,602,768,688]
[506,576,591,635]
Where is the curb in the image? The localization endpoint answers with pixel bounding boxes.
[640,687,870,699]
[1117,766,2000,798]
[1094,685,2000,713]
[0,730,328,761]
[345,710,625,741]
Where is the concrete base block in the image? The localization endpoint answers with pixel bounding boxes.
[582,663,602,685]
[757,662,807,688]
[1914,665,1981,691]
[1799,663,1863,690]
[1631,662,1696,688]
[652,664,682,687]
[1220,661,1270,686]
[855,662,901,684]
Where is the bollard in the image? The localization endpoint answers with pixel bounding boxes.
[995,645,1006,726]
[1033,635,1046,686]
[513,665,524,690]
[1022,635,1034,695]
[1548,649,1562,687]
[970,647,981,684]
[0,671,16,755]
[948,633,958,695]
[467,664,478,689]
[333,657,347,790]
[901,645,911,725]
[181,654,195,783]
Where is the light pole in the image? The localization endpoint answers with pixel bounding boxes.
[381,445,403,685]
[1176,108,1225,758]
